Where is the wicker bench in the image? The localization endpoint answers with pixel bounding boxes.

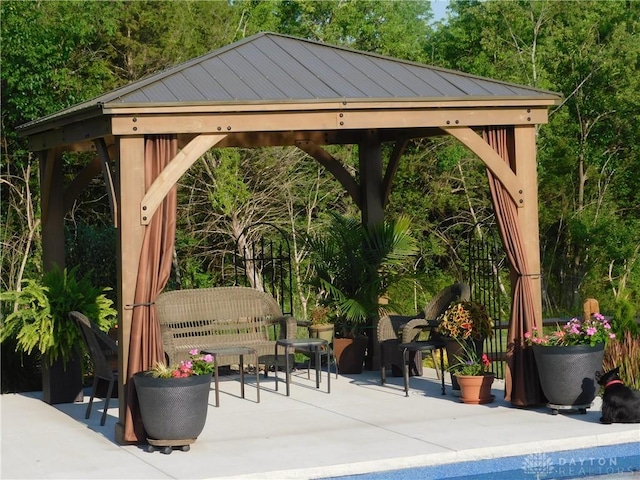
[155,287,297,369]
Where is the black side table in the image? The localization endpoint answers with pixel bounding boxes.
[202,346,260,406]
[274,338,331,396]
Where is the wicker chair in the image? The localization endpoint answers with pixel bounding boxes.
[378,282,471,386]
[69,311,118,426]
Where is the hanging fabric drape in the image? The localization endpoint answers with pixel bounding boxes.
[483,126,545,407]
[124,135,178,442]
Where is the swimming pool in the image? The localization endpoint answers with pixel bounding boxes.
[323,442,640,479]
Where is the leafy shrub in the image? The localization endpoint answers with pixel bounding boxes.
[0,265,116,366]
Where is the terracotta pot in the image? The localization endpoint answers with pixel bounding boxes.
[456,373,495,404]
[333,337,367,374]
[444,337,483,394]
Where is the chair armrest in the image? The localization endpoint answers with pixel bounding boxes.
[270,315,298,339]
[401,318,429,343]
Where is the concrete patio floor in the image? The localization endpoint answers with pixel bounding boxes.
[1,367,638,479]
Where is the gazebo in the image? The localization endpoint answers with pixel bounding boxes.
[18,32,562,444]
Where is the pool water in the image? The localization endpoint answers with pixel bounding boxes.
[323,442,640,480]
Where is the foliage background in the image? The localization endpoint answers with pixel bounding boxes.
[2,1,638,387]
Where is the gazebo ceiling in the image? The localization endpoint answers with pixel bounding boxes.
[19,32,561,152]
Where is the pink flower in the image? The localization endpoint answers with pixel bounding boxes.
[586,327,596,336]
[609,333,616,339]
[524,332,531,339]
[189,348,199,356]
[203,354,213,363]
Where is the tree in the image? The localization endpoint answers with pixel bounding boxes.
[428,0,640,313]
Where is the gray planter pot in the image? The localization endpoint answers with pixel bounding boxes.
[532,343,604,412]
[133,372,212,443]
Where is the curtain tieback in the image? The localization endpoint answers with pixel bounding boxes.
[124,302,155,310]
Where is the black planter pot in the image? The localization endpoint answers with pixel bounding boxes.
[42,353,84,405]
[532,343,604,413]
[133,372,212,447]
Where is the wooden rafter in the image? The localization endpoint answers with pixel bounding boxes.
[140,134,226,225]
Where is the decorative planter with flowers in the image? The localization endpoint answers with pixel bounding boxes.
[448,340,495,404]
[437,301,494,395]
[525,313,615,414]
[133,349,214,453]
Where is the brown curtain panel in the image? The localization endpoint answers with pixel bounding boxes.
[124,135,178,442]
[483,126,545,407]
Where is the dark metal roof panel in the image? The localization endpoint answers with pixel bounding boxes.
[238,42,316,98]
[341,54,423,97]
[162,73,208,101]
[181,64,233,101]
[220,49,288,99]
[200,57,261,100]
[252,37,339,98]
[274,36,367,98]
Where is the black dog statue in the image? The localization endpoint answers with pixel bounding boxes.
[596,367,640,424]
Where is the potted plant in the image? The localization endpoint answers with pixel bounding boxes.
[525,313,615,414]
[448,340,495,404]
[0,265,117,404]
[437,300,494,394]
[307,305,334,344]
[306,213,418,374]
[133,349,215,454]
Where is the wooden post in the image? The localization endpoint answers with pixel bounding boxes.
[40,149,66,271]
[39,149,86,404]
[359,130,384,227]
[359,131,384,370]
[114,136,146,444]
[513,125,543,324]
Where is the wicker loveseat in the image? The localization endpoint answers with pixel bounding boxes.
[155,286,297,369]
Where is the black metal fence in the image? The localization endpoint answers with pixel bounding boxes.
[234,222,294,317]
[467,222,508,379]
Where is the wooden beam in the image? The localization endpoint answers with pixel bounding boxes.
[110,107,548,136]
[140,134,226,225]
[443,126,524,207]
[26,115,111,151]
[114,136,145,444]
[295,140,361,208]
[94,138,118,227]
[382,139,408,207]
[102,97,559,116]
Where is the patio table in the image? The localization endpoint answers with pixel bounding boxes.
[202,346,260,406]
[274,338,331,396]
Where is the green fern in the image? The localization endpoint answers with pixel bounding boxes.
[0,265,117,366]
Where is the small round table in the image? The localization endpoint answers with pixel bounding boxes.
[274,338,331,396]
[202,346,260,406]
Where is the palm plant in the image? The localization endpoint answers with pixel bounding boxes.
[306,213,419,337]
